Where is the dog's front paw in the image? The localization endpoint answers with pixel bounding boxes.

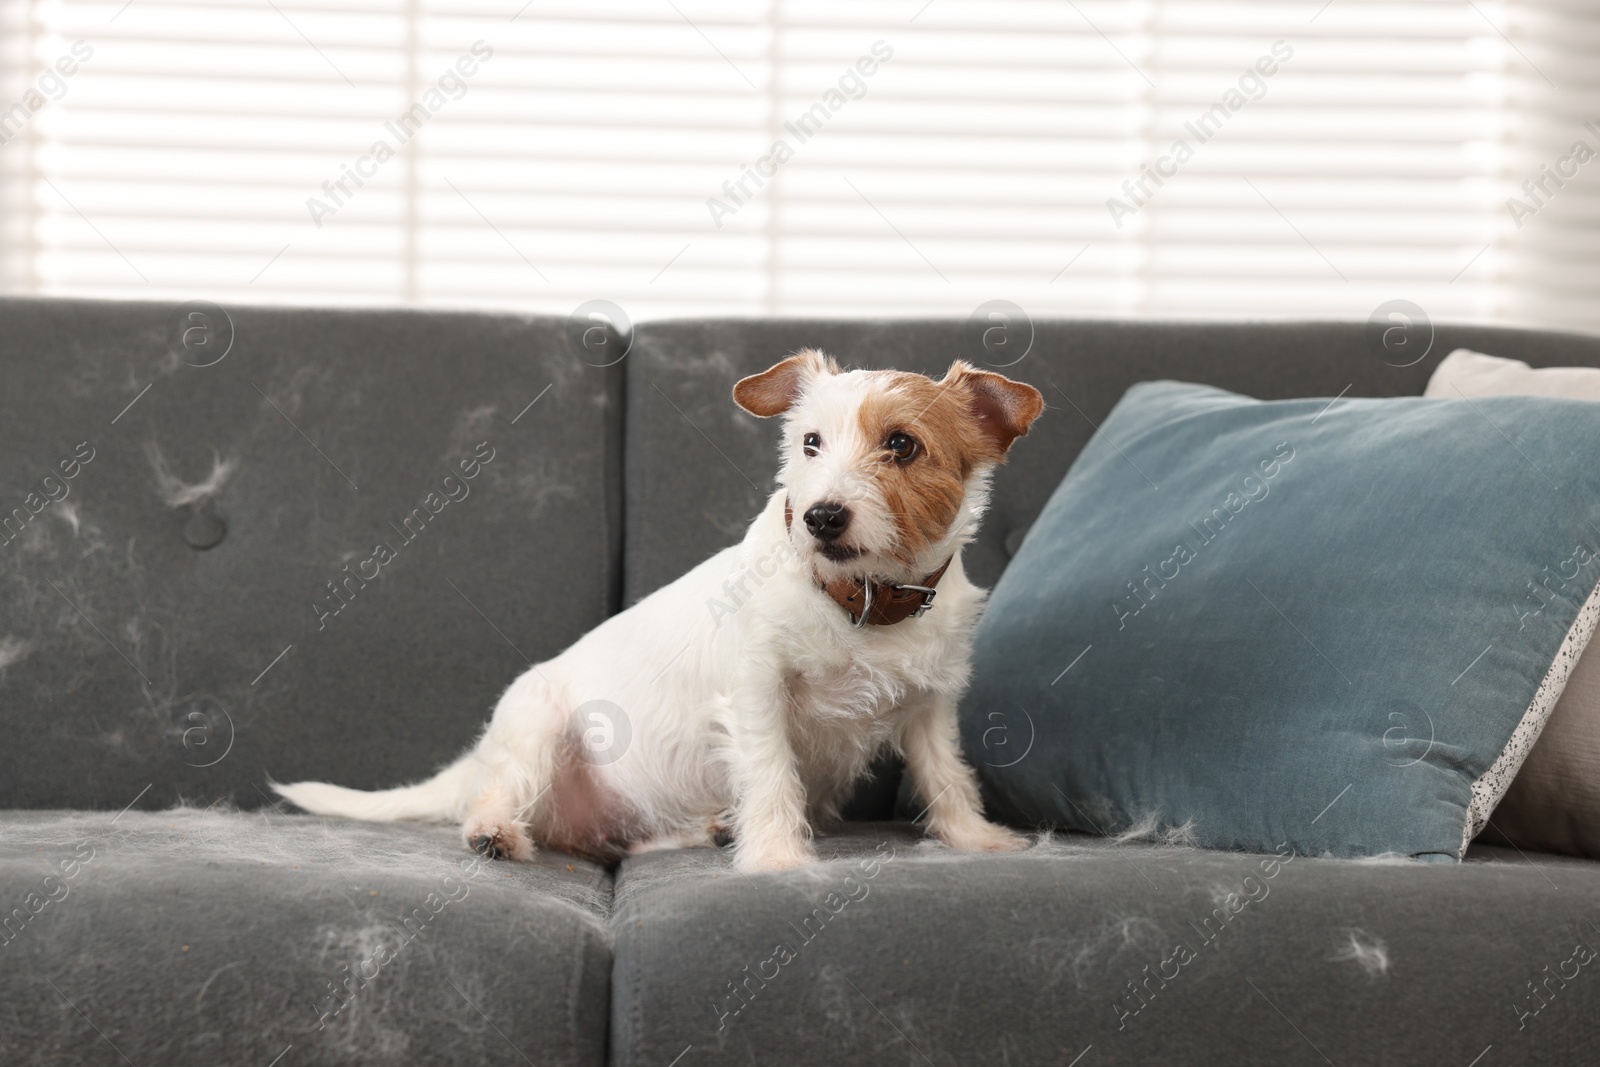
[736,841,818,873]
[938,821,1029,854]
[462,820,535,862]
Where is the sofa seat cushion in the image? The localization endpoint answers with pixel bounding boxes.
[609,823,1600,1066]
[0,810,613,1067]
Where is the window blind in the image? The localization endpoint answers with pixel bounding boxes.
[1,0,1596,331]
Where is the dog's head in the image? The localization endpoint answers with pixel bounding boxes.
[733,349,1044,582]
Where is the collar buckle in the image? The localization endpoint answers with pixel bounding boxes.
[892,582,939,618]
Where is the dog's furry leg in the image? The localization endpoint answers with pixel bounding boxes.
[729,666,816,872]
[899,691,1028,853]
[458,672,565,862]
[461,781,536,861]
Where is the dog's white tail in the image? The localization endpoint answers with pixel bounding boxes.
[272,756,476,824]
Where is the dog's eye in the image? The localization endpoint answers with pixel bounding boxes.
[885,431,918,462]
[803,432,822,457]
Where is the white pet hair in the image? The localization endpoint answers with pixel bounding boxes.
[1335,851,1418,866]
[1069,915,1161,988]
[1332,929,1390,977]
[1111,811,1162,845]
[1109,811,1198,848]
[0,635,33,671]
[145,442,237,508]
[0,807,487,884]
[53,501,82,536]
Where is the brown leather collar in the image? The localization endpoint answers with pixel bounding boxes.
[785,503,952,626]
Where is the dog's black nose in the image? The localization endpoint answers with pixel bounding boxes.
[803,502,851,542]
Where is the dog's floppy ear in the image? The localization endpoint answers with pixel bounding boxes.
[732,348,839,417]
[942,361,1045,456]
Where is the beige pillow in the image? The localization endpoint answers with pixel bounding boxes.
[1426,349,1600,856]
[1426,348,1600,401]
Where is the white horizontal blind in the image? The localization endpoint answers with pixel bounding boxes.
[415,1,775,316]
[7,0,415,303]
[6,0,776,317]
[2,0,1597,330]
[0,0,34,292]
[1492,1,1600,330]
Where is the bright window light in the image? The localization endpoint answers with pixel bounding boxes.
[0,1,1594,329]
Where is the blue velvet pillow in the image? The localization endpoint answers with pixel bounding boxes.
[964,381,1600,859]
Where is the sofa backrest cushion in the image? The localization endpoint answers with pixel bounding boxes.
[0,299,622,811]
[623,318,1600,605]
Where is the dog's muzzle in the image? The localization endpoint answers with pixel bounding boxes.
[802,502,851,542]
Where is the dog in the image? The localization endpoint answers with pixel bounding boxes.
[274,350,1045,871]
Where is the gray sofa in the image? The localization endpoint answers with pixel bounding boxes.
[3,298,1599,1066]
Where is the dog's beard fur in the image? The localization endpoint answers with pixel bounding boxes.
[274,351,1044,872]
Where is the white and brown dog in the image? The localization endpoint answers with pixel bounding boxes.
[275,351,1044,871]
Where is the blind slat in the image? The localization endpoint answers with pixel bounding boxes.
[2,0,1595,328]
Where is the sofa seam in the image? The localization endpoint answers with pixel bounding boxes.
[569,906,584,1066]
[630,883,643,1067]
